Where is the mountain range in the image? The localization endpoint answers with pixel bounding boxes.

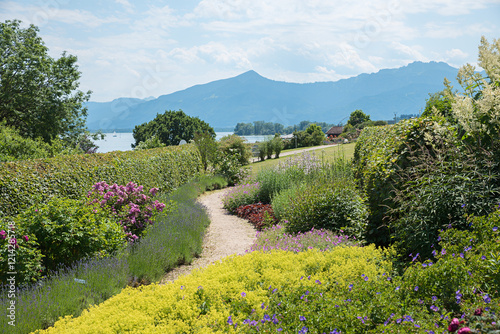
[85,61,461,130]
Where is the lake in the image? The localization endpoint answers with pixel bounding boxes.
[92,132,271,153]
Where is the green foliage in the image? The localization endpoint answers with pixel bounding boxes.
[222,182,261,213]
[347,109,371,127]
[194,131,218,171]
[133,135,165,150]
[422,86,455,119]
[403,208,500,314]
[0,20,91,145]
[353,117,454,246]
[0,122,81,162]
[280,181,368,238]
[257,141,267,161]
[265,138,273,159]
[272,135,283,158]
[0,220,43,285]
[389,143,500,260]
[0,144,203,218]
[218,133,252,165]
[7,197,126,276]
[214,150,249,186]
[305,123,325,146]
[132,110,214,147]
[270,182,307,221]
[0,176,224,333]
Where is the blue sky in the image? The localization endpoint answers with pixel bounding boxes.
[1,0,499,102]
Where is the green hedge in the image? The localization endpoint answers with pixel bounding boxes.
[352,117,457,246]
[0,144,203,218]
[353,116,500,258]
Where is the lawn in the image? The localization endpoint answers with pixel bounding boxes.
[249,142,356,177]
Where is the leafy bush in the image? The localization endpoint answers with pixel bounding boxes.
[133,135,165,150]
[235,203,277,230]
[403,208,500,313]
[218,134,252,165]
[281,181,368,239]
[389,143,500,260]
[257,141,268,161]
[0,144,202,218]
[0,221,43,285]
[214,150,249,186]
[5,197,126,277]
[271,182,307,221]
[222,182,260,213]
[0,122,80,162]
[272,136,284,158]
[87,181,167,242]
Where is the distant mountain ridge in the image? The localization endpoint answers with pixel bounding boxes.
[85,61,460,130]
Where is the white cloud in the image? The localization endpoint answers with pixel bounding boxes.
[391,42,429,62]
[0,1,122,28]
[446,48,468,59]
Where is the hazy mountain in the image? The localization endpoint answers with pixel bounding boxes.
[85,61,460,130]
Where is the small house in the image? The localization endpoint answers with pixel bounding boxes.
[326,126,344,138]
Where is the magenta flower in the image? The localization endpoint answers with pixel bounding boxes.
[23,235,29,242]
[0,230,6,239]
[448,318,464,332]
[457,327,470,334]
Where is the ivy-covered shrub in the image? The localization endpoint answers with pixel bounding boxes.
[354,116,500,257]
[6,197,126,276]
[0,221,43,285]
[281,181,368,239]
[0,144,202,218]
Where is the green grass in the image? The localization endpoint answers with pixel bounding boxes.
[250,142,356,177]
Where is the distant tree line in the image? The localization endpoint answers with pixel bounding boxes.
[234,120,335,136]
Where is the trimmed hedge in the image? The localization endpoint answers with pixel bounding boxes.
[353,116,500,257]
[0,145,203,218]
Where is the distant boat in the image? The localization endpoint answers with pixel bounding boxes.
[112,131,117,137]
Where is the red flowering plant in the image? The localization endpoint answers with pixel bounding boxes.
[87,181,167,242]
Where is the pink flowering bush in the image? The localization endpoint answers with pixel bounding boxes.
[87,181,167,242]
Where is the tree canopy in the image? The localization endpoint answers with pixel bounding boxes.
[0,20,92,145]
[347,109,371,128]
[132,110,215,147]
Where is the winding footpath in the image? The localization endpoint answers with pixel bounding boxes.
[160,188,256,284]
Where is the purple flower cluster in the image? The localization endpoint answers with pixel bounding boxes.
[87,181,166,242]
[249,225,353,253]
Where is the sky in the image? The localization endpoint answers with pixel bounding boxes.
[1,0,499,102]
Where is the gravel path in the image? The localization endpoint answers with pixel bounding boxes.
[160,188,256,284]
